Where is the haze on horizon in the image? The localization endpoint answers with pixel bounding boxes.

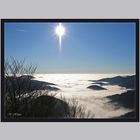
[5,22,136,74]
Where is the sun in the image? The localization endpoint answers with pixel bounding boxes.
[55,23,65,37]
[55,23,66,51]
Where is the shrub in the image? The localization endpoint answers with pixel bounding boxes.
[4,58,37,117]
[4,58,94,119]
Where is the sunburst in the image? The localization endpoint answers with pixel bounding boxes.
[55,23,65,51]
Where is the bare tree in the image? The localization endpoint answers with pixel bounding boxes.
[4,58,93,119]
[4,58,37,117]
[59,96,94,118]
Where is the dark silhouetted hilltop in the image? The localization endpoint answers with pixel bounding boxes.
[118,111,135,118]
[87,85,107,90]
[28,95,69,118]
[6,75,60,93]
[107,90,135,109]
[94,75,135,89]
[30,80,59,91]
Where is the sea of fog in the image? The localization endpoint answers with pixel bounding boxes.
[34,74,133,118]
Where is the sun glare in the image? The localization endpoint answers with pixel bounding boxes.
[56,23,65,36]
[55,23,65,51]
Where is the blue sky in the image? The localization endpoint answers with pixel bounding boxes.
[5,22,136,74]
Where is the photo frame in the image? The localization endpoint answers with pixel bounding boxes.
[1,19,139,122]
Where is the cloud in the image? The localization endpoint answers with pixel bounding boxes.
[16,29,26,32]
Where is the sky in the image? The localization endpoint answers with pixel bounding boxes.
[5,22,136,74]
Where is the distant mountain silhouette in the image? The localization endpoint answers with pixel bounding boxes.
[95,75,135,89]
[20,75,35,79]
[118,111,135,118]
[87,85,107,90]
[30,80,59,91]
[92,82,109,86]
[6,75,60,93]
[107,90,135,109]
